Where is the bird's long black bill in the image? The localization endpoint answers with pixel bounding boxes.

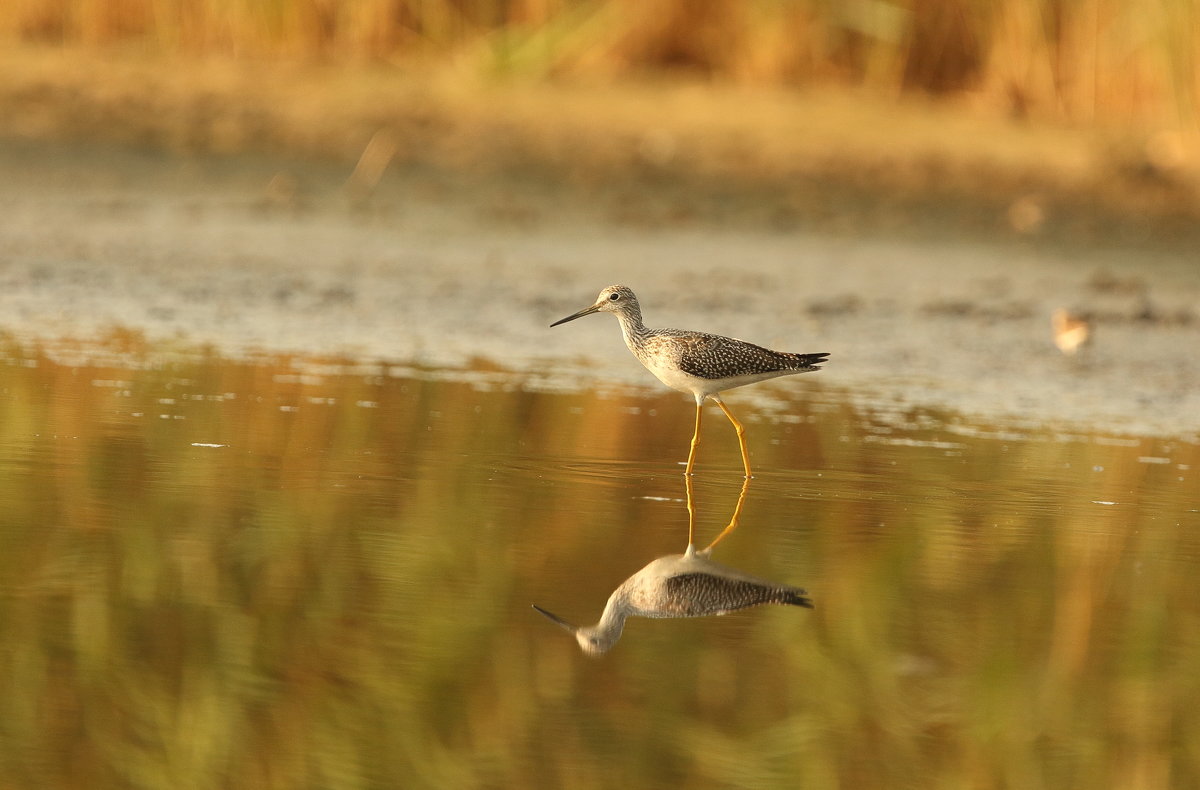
[531,604,577,633]
[549,303,602,327]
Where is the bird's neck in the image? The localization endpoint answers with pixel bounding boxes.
[615,308,650,350]
[593,590,631,642]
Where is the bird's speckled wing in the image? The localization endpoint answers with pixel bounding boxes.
[660,572,814,617]
[646,330,827,381]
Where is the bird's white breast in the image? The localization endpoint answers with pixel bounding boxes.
[641,356,712,399]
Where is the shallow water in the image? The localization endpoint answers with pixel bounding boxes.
[4,139,1200,439]
[0,342,1197,789]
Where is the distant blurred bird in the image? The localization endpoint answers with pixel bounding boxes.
[1052,308,1091,355]
[532,543,813,656]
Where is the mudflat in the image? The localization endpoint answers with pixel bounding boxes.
[1,137,1197,438]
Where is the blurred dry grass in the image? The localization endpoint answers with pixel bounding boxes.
[0,0,1197,124]
[2,1,1200,236]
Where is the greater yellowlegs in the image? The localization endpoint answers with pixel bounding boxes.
[551,285,829,477]
[532,544,813,656]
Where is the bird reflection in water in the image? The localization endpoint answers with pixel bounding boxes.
[533,477,813,656]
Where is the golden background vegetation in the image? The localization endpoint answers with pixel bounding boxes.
[4,0,1198,236]
[3,0,1198,125]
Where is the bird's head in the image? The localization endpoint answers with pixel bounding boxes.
[531,604,619,656]
[550,285,640,327]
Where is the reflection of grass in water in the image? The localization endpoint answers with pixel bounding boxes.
[1,0,1197,124]
[0,341,1197,787]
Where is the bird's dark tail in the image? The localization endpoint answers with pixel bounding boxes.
[787,352,829,371]
[778,588,815,609]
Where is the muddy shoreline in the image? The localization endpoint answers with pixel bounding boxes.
[5,48,1200,245]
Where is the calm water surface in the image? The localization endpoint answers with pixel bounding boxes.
[1,342,1197,789]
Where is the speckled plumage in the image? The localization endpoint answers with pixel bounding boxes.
[639,330,827,384]
[661,572,812,616]
[562,285,828,392]
[551,284,829,476]
[533,546,813,655]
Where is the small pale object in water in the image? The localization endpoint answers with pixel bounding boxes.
[1052,308,1091,355]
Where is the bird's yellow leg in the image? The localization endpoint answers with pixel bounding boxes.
[713,396,752,478]
[702,476,751,554]
[684,399,703,476]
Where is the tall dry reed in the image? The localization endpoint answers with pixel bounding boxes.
[1,0,1197,124]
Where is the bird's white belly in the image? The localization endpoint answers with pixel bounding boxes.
[639,353,779,399]
[641,355,711,399]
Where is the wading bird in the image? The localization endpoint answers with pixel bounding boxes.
[551,285,828,477]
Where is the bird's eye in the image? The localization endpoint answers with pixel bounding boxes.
[608,293,620,301]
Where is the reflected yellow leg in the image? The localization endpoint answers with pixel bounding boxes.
[713,396,752,478]
[684,472,696,548]
[684,399,703,476]
[702,475,751,554]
